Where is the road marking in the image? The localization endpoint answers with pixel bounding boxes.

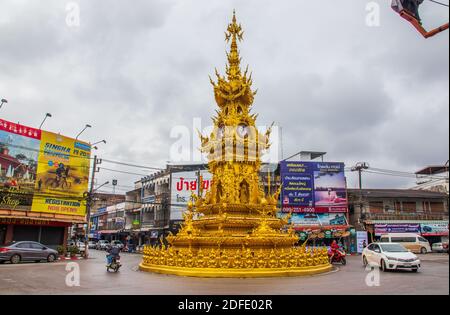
[2,279,16,283]
[0,262,67,268]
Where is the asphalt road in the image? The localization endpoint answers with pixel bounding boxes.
[0,250,448,295]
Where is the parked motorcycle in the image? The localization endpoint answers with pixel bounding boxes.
[328,249,347,265]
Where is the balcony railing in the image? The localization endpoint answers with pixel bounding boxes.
[125,202,141,211]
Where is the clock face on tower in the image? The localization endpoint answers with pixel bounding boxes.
[237,124,249,137]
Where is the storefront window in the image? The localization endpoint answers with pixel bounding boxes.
[0,225,6,245]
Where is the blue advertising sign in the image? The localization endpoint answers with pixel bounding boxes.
[420,222,449,236]
[375,224,421,236]
[281,213,348,226]
[281,161,348,213]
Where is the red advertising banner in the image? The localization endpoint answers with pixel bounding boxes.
[0,119,41,140]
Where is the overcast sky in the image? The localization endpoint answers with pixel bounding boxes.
[0,0,448,193]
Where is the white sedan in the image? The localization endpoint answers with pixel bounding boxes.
[362,242,421,272]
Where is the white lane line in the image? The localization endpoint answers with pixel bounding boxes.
[0,262,68,268]
[2,279,17,283]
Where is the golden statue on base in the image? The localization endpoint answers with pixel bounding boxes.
[140,11,331,277]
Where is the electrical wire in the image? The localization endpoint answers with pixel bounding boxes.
[1,142,164,172]
[428,0,449,7]
[369,167,446,177]
[99,167,148,177]
[363,169,448,181]
[367,167,448,179]
[101,159,164,171]
[99,183,136,190]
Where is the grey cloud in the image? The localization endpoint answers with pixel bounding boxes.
[0,0,448,190]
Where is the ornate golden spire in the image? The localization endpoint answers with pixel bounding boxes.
[209,10,255,108]
[225,10,243,81]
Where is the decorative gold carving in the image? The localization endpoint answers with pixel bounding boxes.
[140,11,331,277]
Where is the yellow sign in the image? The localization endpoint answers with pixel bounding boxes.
[31,131,91,216]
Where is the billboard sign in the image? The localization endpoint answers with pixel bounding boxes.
[420,222,449,236]
[170,170,212,221]
[281,161,348,213]
[356,231,368,254]
[375,224,421,236]
[0,120,41,211]
[0,119,91,216]
[283,213,348,227]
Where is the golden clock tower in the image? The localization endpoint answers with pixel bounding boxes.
[140,11,331,277]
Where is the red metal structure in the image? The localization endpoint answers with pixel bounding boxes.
[399,9,449,38]
[392,0,449,38]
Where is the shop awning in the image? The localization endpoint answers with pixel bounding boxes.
[0,215,84,225]
[97,230,120,234]
[294,225,349,231]
[365,220,448,225]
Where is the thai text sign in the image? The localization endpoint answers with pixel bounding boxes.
[170,170,212,221]
[280,161,348,213]
[375,224,421,236]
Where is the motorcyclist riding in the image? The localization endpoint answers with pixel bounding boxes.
[55,163,66,183]
[330,240,340,255]
[106,245,120,266]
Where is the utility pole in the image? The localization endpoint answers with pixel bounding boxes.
[351,162,369,190]
[112,179,118,241]
[84,155,102,259]
[351,162,370,233]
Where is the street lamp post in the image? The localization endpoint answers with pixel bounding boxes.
[92,140,106,150]
[39,113,52,129]
[83,153,106,259]
[84,179,109,259]
[76,124,92,140]
[0,99,8,110]
[112,179,118,241]
[92,140,106,146]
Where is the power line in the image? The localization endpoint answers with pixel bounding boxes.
[1,142,164,172]
[367,167,448,180]
[101,159,164,171]
[429,0,449,7]
[99,167,148,177]
[99,183,136,189]
[363,169,447,180]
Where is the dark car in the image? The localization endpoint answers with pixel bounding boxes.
[0,241,59,264]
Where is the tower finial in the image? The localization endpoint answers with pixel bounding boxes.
[225,10,243,81]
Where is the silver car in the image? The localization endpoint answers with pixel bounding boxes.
[96,240,110,250]
[68,240,86,253]
[0,241,59,264]
[432,242,449,253]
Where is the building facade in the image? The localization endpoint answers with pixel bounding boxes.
[348,188,449,245]
[413,164,449,194]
